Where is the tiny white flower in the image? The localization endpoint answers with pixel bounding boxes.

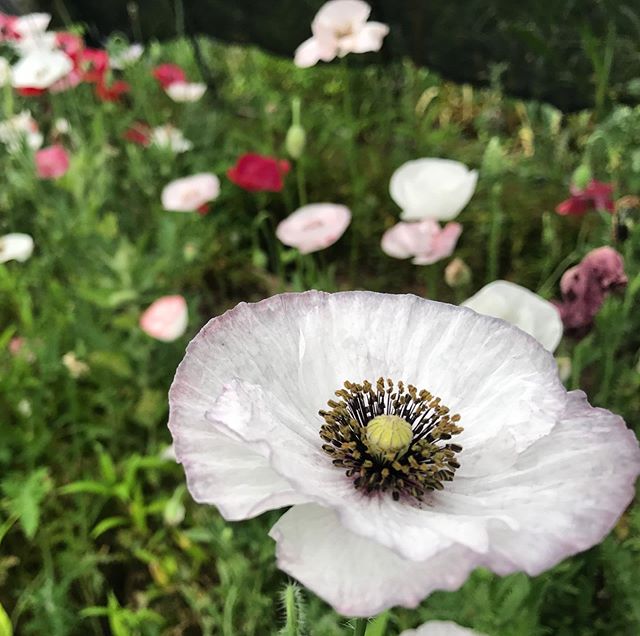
[164,81,207,103]
[150,124,193,153]
[401,621,486,636]
[17,399,33,418]
[110,43,144,70]
[390,158,478,221]
[62,352,90,378]
[0,111,43,152]
[169,291,640,617]
[0,233,34,263]
[11,48,73,89]
[12,31,57,56]
[463,280,563,352]
[52,118,71,136]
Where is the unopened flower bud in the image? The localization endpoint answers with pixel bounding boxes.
[444,258,471,288]
[285,124,306,159]
[572,164,591,191]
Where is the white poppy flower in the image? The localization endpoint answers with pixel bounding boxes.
[12,31,57,56]
[0,111,43,152]
[294,0,389,68]
[463,280,563,353]
[169,291,640,617]
[150,124,193,153]
[401,620,485,636]
[12,13,51,39]
[110,43,144,70]
[390,158,478,221]
[164,81,207,103]
[0,233,34,263]
[11,49,73,89]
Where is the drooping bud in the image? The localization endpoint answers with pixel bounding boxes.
[285,97,306,159]
[572,164,592,191]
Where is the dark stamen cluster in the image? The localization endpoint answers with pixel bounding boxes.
[319,378,463,502]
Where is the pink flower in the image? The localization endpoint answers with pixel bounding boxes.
[381,220,462,265]
[78,48,109,82]
[556,246,627,337]
[556,180,614,216]
[153,63,186,88]
[140,295,188,342]
[161,173,221,212]
[276,203,351,253]
[35,144,70,179]
[295,0,389,68]
[227,153,291,192]
[55,32,84,61]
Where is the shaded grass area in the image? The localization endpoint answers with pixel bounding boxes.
[1,38,639,634]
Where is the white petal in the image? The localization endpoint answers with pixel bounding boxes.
[270,504,480,617]
[11,49,73,89]
[340,21,389,54]
[314,0,371,31]
[0,233,34,263]
[294,37,336,68]
[401,621,486,636]
[165,81,207,103]
[463,281,563,352]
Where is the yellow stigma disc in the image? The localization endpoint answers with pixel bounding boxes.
[366,415,413,459]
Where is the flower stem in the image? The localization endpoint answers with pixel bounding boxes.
[487,182,503,283]
[353,618,368,636]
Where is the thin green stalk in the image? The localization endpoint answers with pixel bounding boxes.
[353,618,368,636]
[486,182,503,283]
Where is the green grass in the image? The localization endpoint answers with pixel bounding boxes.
[1,36,639,635]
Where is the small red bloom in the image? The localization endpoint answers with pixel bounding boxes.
[96,79,129,102]
[227,153,291,192]
[79,48,109,83]
[153,63,186,89]
[556,179,614,216]
[16,87,45,97]
[123,122,151,146]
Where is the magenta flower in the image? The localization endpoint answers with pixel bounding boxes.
[381,220,462,265]
[556,246,627,337]
[556,180,614,216]
[35,144,70,179]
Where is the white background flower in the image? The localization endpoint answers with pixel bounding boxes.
[0,233,34,263]
[276,203,351,253]
[110,43,144,70]
[165,81,207,103]
[390,158,478,221]
[161,173,220,211]
[11,49,73,89]
[169,291,640,617]
[0,111,43,152]
[151,125,193,153]
[463,280,563,352]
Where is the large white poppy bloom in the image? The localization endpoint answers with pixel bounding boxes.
[169,291,640,617]
[11,49,73,89]
[463,280,563,353]
[401,621,485,636]
[294,0,389,68]
[390,158,478,221]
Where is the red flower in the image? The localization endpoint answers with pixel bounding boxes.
[555,246,627,338]
[16,87,45,97]
[153,63,186,89]
[79,48,109,83]
[123,122,151,146]
[96,78,129,102]
[556,180,614,216]
[227,153,291,192]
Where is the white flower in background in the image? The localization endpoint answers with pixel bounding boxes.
[62,352,90,379]
[463,280,563,352]
[401,621,486,636]
[390,158,478,221]
[0,233,34,263]
[140,295,189,342]
[110,43,144,70]
[165,81,207,103]
[52,118,71,136]
[161,173,220,212]
[0,58,11,87]
[150,124,193,153]
[295,0,389,68]
[169,291,640,617]
[12,31,57,55]
[12,13,51,39]
[0,111,43,152]
[11,49,73,89]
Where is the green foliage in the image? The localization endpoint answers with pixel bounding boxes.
[0,36,639,635]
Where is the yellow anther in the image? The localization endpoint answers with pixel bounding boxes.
[366,415,413,459]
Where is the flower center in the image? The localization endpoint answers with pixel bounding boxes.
[319,378,463,502]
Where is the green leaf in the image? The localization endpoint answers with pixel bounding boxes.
[0,601,13,636]
[2,469,52,540]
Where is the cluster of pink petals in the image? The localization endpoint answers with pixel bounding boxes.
[295,0,389,68]
[555,246,628,337]
[276,203,351,253]
[35,144,70,179]
[381,220,462,265]
[556,180,614,216]
[140,295,188,342]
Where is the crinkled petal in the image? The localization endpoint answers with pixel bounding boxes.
[269,504,479,617]
[340,21,389,54]
[294,37,336,68]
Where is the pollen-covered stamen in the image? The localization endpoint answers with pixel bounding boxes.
[319,378,463,502]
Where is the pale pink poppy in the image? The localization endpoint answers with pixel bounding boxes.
[276,203,351,254]
[35,144,70,179]
[140,295,188,342]
[294,0,389,68]
[161,173,220,212]
[381,219,462,265]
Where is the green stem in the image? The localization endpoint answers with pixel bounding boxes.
[353,618,368,636]
[487,182,503,283]
[296,157,308,207]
